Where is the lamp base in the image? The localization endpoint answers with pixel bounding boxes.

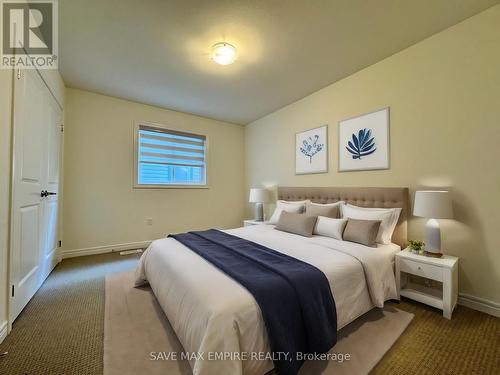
[424,218,442,256]
[254,202,264,222]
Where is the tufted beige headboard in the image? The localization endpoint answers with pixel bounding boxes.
[278,186,410,248]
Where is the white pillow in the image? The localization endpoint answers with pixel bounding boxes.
[341,204,401,244]
[313,216,348,240]
[307,201,345,207]
[268,200,309,224]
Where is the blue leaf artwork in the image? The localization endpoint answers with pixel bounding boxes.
[346,128,376,160]
[300,134,324,163]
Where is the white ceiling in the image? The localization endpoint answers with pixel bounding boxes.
[59,0,499,124]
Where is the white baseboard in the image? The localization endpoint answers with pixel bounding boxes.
[458,293,500,318]
[0,320,7,344]
[62,240,152,259]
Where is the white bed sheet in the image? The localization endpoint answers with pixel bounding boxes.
[135,224,399,375]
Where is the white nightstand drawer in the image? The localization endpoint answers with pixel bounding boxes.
[399,258,443,282]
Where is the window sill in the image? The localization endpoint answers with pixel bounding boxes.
[133,184,209,190]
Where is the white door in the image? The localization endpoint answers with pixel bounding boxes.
[10,69,62,322]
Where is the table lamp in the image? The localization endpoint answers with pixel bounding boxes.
[413,190,453,257]
[249,188,269,221]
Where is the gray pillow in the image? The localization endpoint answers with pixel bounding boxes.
[275,211,318,237]
[305,202,341,219]
[343,219,382,247]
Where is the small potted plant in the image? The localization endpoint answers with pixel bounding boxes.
[408,240,425,254]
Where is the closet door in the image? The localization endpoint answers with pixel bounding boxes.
[10,69,62,321]
[41,84,62,276]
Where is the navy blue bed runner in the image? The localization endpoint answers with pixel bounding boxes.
[169,229,337,375]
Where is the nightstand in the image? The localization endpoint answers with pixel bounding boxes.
[396,249,459,319]
[243,219,269,227]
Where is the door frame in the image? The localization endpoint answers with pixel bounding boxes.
[7,65,64,332]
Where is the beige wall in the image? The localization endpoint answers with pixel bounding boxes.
[63,88,245,252]
[0,70,14,335]
[246,6,500,305]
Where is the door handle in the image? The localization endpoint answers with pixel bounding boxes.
[40,190,57,198]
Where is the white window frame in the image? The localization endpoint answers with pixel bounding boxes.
[133,121,209,189]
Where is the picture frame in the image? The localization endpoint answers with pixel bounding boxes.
[295,125,328,175]
[338,107,390,172]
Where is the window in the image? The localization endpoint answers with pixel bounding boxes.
[135,124,207,187]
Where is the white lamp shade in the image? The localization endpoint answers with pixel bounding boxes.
[249,188,269,203]
[413,191,453,219]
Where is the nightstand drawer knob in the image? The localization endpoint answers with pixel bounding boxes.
[418,266,422,270]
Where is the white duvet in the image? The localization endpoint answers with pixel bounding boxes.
[135,224,399,375]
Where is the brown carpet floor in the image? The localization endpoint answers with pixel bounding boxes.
[0,252,499,375]
[0,252,140,375]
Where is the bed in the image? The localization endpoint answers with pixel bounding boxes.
[135,187,409,375]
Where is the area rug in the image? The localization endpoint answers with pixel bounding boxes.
[104,271,414,375]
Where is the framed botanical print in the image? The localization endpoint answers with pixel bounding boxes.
[338,107,390,172]
[295,125,328,174]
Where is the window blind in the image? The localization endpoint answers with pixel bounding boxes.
[137,125,206,185]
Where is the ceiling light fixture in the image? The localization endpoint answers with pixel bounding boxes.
[211,42,237,65]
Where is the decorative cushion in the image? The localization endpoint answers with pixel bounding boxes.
[305,201,344,219]
[275,211,318,237]
[313,217,348,240]
[343,219,382,247]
